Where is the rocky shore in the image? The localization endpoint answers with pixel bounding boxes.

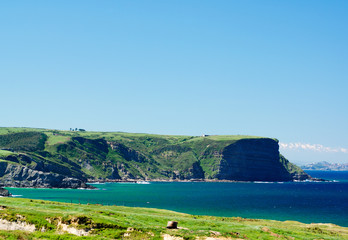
[0,162,94,189]
[0,187,10,197]
[87,177,327,184]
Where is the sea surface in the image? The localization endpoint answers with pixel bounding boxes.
[7,170,348,227]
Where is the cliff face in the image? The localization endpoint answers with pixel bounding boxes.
[214,139,307,181]
[109,142,147,163]
[0,187,10,196]
[0,161,89,189]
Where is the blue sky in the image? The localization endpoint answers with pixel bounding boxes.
[1,1,347,164]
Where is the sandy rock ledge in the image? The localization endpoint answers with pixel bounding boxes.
[0,219,36,232]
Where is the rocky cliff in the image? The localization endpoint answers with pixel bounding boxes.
[214,139,308,181]
[0,187,10,196]
[0,128,310,187]
[0,161,89,189]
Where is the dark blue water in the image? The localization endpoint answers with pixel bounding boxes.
[7,171,348,227]
[307,170,348,182]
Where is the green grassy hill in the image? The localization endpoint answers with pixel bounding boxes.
[0,127,309,187]
[0,197,347,240]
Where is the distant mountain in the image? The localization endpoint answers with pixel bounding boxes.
[301,161,348,171]
[0,127,310,188]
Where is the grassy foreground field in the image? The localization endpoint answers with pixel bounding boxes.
[0,197,346,240]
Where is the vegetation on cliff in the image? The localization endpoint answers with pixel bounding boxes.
[0,127,309,187]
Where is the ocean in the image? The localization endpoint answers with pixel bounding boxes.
[7,170,348,227]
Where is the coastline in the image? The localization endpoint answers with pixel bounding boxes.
[6,177,348,227]
[1,175,330,192]
[1,177,328,191]
[86,177,328,184]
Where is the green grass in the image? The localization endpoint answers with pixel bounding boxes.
[0,127,267,143]
[0,150,15,158]
[0,127,268,149]
[0,197,346,240]
[190,135,267,141]
[0,127,49,135]
[0,131,47,151]
[45,133,71,146]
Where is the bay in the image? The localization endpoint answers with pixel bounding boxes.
[7,171,348,227]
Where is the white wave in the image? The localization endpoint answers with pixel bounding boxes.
[253,181,273,184]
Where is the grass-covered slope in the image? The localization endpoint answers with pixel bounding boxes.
[0,131,47,151]
[0,127,308,185]
[0,197,346,240]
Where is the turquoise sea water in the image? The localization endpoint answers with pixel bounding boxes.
[7,171,348,227]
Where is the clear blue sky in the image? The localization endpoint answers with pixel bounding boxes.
[1,1,347,164]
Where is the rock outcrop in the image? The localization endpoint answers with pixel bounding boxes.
[0,219,36,232]
[0,187,10,197]
[0,162,91,189]
[109,142,147,163]
[172,162,205,180]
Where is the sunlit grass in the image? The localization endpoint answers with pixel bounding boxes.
[45,133,71,146]
[0,150,15,157]
[0,197,346,240]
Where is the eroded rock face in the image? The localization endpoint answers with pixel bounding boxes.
[0,162,90,189]
[109,142,147,163]
[215,139,308,181]
[0,219,36,232]
[4,154,85,181]
[172,162,205,180]
[0,188,10,197]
